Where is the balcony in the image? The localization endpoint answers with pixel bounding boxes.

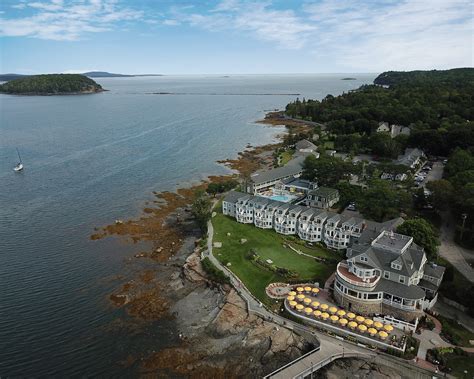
[336,262,380,288]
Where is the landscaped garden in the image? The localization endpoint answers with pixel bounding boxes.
[427,347,474,378]
[437,315,474,347]
[211,206,337,306]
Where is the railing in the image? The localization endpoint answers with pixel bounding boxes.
[336,263,380,288]
[382,298,417,311]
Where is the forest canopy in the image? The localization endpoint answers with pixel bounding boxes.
[0,74,103,95]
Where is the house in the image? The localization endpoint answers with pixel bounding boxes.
[396,148,425,168]
[334,230,445,322]
[377,122,410,138]
[297,208,328,242]
[390,124,410,138]
[253,198,279,229]
[246,155,305,194]
[377,122,391,133]
[222,190,246,217]
[274,177,318,195]
[306,187,340,209]
[323,213,365,250]
[295,139,317,154]
[381,172,408,181]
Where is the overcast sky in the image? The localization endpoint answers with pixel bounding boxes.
[0,0,472,74]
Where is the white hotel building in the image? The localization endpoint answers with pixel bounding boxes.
[222,191,403,250]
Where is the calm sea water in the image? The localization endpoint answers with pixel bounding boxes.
[0,74,375,376]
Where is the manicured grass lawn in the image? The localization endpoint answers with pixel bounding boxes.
[279,149,294,166]
[438,315,474,347]
[211,208,336,305]
[445,353,474,378]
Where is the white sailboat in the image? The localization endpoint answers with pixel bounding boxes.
[14,148,23,172]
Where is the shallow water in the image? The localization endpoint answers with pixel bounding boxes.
[0,74,375,376]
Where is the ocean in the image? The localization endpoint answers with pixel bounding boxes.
[0,74,376,376]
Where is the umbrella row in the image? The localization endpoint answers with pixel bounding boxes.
[287,298,393,333]
[288,302,390,339]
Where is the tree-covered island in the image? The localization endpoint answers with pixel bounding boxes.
[0,74,104,95]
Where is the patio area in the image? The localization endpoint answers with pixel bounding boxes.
[285,285,407,351]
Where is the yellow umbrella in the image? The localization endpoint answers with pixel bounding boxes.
[311,287,320,294]
[374,321,383,329]
[339,318,348,326]
[287,296,295,301]
[356,316,365,323]
[304,286,312,292]
[358,324,367,333]
[296,304,304,311]
[330,315,339,323]
[384,324,394,332]
[313,310,322,318]
[320,304,329,310]
[311,301,320,309]
[347,312,356,319]
[368,328,377,335]
[364,319,374,326]
[348,321,358,329]
[304,307,313,314]
[337,310,346,317]
[303,298,312,304]
[321,312,330,319]
[297,294,305,300]
[289,301,298,307]
[289,291,297,296]
[379,331,388,339]
[329,306,338,314]
[296,287,304,292]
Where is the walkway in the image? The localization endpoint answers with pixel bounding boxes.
[264,344,375,379]
[438,211,474,283]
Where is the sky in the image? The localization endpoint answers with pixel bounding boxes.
[0,0,472,74]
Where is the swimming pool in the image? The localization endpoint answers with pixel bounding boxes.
[269,194,298,203]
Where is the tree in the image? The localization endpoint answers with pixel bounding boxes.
[191,191,212,233]
[396,218,440,259]
[302,154,353,186]
[426,180,454,211]
[369,133,401,158]
[358,180,411,221]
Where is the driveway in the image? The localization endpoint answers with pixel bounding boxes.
[439,212,474,283]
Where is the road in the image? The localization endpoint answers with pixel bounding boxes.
[421,162,474,282]
[438,212,474,282]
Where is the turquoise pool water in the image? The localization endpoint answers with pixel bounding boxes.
[269,194,298,202]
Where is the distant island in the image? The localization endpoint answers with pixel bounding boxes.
[341,77,357,80]
[0,71,163,81]
[0,74,104,95]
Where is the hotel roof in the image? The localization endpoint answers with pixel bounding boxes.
[250,155,305,185]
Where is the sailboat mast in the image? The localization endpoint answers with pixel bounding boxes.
[16,148,22,163]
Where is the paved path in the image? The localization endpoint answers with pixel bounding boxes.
[438,212,474,283]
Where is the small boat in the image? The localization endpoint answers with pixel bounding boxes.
[14,148,24,172]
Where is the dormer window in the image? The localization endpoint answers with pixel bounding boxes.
[391,262,402,270]
[360,256,368,263]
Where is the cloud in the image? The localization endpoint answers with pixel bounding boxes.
[0,0,144,40]
[171,0,473,70]
[173,1,316,49]
[302,0,473,71]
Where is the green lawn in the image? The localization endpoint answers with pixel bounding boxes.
[445,352,474,378]
[438,315,474,347]
[211,209,336,305]
[279,150,295,166]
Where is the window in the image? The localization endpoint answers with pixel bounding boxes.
[384,271,390,279]
[399,276,405,284]
[360,256,368,263]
